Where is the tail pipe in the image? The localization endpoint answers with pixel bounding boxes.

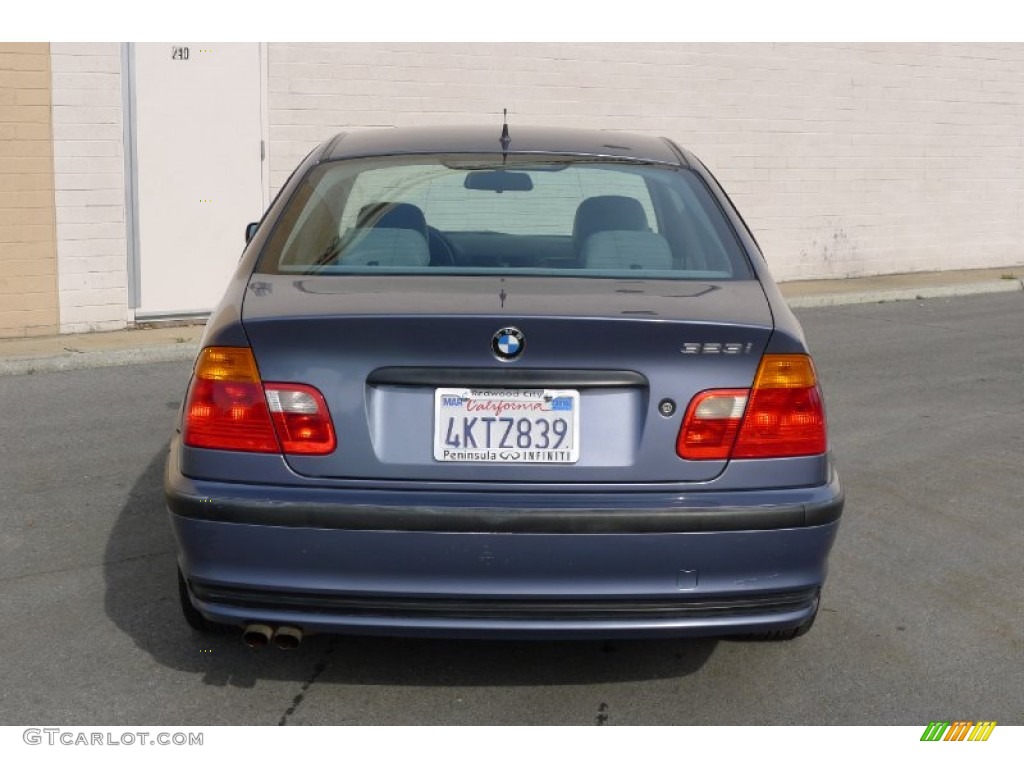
[242,623,273,649]
[273,625,303,650]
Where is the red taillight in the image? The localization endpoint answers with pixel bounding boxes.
[676,354,827,461]
[183,348,279,453]
[732,385,826,458]
[264,383,336,455]
[676,389,748,460]
[182,347,335,455]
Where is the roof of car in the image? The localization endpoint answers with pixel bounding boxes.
[322,125,687,166]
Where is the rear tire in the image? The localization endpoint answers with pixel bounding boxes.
[178,567,220,633]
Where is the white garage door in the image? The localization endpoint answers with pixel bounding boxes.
[132,43,265,317]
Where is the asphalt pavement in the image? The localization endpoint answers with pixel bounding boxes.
[0,292,1021,725]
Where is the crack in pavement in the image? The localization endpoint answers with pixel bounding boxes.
[278,641,338,726]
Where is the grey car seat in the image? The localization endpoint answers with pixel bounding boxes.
[572,195,650,261]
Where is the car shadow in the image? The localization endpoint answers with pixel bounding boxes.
[104,448,717,689]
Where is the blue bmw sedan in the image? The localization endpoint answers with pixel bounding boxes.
[165,124,843,648]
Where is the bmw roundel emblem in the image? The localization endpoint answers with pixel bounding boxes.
[492,327,525,361]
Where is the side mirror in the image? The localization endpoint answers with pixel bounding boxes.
[245,222,259,243]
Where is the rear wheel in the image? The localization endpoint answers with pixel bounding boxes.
[177,567,222,633]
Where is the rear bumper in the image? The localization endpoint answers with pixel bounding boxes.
[166,449,843,639]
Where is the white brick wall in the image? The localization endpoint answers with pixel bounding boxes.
[268,42,1024,281]
[50,42,129,333]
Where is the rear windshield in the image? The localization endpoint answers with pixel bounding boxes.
[255,155,752,280]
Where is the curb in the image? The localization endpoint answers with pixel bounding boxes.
[0,279,1021,377]
[0,342,199,377]
[785,278,1023,309]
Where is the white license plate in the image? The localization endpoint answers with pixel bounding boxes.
[433,388,580,463]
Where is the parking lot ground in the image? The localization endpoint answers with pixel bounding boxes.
[0,292,1021,725]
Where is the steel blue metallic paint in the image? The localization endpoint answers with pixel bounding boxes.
[167,126,843,640]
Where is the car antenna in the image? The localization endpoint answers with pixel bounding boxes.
[500,108,511,163]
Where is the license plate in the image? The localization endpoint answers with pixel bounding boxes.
[433,388,580,463]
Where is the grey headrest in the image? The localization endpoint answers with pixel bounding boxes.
[341,228,430,267]
[573,196,649,254]
[582,230,672,272]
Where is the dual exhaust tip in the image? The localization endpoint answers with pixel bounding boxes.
[242,623,303,650]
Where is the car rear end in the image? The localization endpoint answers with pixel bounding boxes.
[165,130,842,642]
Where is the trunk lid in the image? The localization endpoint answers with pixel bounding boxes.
[241,275,773,483]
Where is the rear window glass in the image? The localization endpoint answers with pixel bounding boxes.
[256,155,752,280]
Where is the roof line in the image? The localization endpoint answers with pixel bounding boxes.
[321,132,348,161]
[322,149,682,165]
[659,137,690,168]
